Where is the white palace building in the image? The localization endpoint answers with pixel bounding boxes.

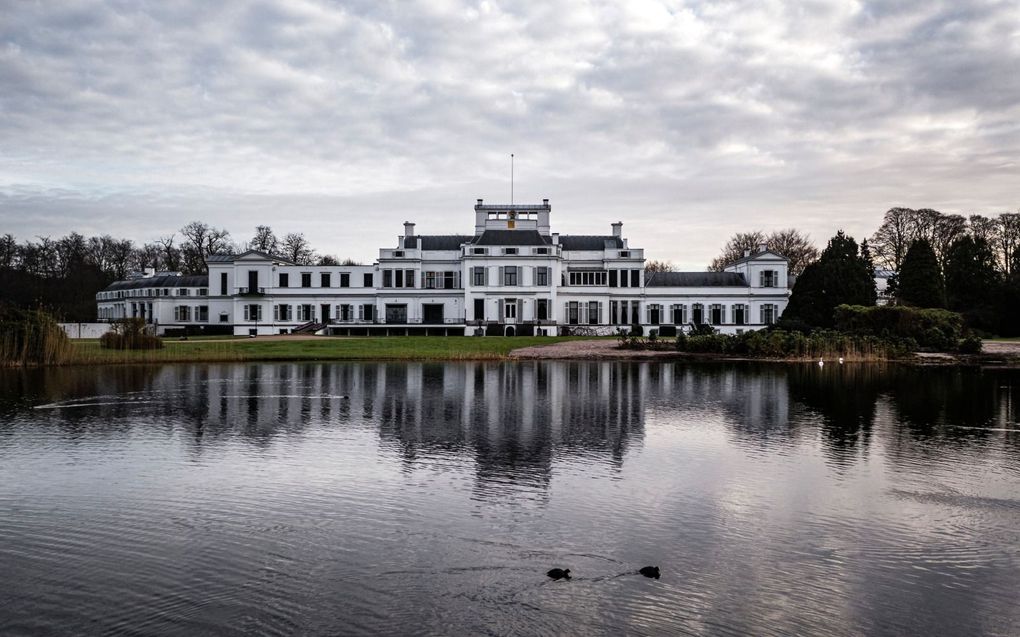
[96,200,791,337]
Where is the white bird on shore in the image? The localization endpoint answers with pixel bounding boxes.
[838,357,844,364]
[818,358,824,367]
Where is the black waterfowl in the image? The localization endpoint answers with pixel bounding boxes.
[639,566,660,579]
[546,568,571,580]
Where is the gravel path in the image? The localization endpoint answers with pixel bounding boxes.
[510,339,678,359]
[981,341,1020,355]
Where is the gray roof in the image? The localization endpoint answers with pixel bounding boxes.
[725,249,788,266]
[207,250,295,264]
[558,235,624,250]
[102,274,209,292]
[472,230,551,246]
[402,235,473,250]
[645,271,748,287]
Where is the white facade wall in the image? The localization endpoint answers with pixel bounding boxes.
[96,201,792,336]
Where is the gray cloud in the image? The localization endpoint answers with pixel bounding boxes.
[1,0,1018,267]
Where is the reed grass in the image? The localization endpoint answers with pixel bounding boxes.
[0,306,75,367]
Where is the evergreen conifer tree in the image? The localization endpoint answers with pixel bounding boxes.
[897,239,945,308]
[945,235,1000,331]
[782,231,876,328]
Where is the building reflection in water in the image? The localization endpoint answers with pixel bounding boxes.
[4,362,1018,478]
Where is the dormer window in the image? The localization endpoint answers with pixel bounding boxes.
[761,270,779,287]
[473,248,487,255]
[394,250,404,257]
[504,248,518,255]
[619,250,630,258]
[535,247,548,255]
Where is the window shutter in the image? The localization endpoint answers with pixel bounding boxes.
[498,298,505,319]
[498,266,504,287]
[773,270,780,287]
[759,270,764,286]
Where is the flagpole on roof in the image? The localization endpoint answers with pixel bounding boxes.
[510,153,514,206]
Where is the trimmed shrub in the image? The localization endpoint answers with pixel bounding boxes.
[833,304,964,351]
[100,318,164,350]
[674,327,915,360]
[958,334,983,354]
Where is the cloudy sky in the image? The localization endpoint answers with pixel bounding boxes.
[1,0,1018,268]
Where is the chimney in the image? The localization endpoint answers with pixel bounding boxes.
[476,198,483,206]
[542,198,549,206]
[758,243,767,253]
[611,221,623,237]
[404,221,415,238]
[743,249,750,258]
[551,232,559,245]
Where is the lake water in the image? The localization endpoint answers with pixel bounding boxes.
[1,361,1019,636]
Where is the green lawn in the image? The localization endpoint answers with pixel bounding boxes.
[69,336,588,365]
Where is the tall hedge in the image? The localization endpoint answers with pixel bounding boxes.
[833,304,963,350]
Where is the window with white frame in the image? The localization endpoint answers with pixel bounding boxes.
[692,303,705,325]
[243,304,262,321]
[671,304,687,324]
[472,266,487,286]
[761,270,779,287]
[647,304,662,325]
[567,301,579,325]
[761,304,777,325]
[274,304,293,321]
[710,304,724,325]
[587,301,601,325]
[502,266,518,286]
[732,304,747,325]
[535,267,549,286]
[567,271,608,286]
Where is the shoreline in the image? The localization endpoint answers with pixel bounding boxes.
[7,337,1020,368]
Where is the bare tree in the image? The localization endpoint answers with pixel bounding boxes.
[158,235,181,272]
[250,225,279,254]
[870,207,917,272]
[998,212,1020,276]
[281,232,315,264]
[765,229,820,276]
[644,259,676,273]
[130,242,165,273]
[929,213,967,268]
[179,221,232,273]
[708,231,767,271]
[0,234,16,270]
[969,214,1000,243]
[107,239,135,279]
[708,229,818,275]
